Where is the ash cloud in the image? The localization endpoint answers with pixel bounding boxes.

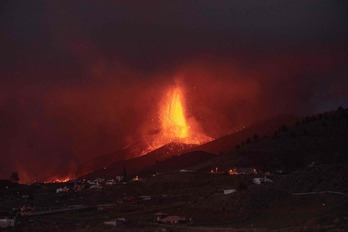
[0,1,347,182]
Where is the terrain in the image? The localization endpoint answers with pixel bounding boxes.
[1,107,347,231]
[80,142,197,180]
[81,114,299,179]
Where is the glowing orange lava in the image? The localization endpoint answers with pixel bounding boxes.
[44,177,71,183]
[54,178,70,183]
[142,85,212,153]
[160,87,189,141]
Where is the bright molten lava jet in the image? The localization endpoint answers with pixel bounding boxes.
[161,87,189,140]
[142,85,212,154]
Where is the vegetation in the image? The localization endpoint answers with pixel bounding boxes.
[9,172,19,184]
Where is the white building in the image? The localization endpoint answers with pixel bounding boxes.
[87,180,96,185]
[56,186,69,193]
[94,178,105,183]
[223,189,237,195]
[180,169,193,173]
[253,177,273,185]
[89,185,102,190]
[139,195,151,201]
[104,218,126,227]
[158,215,187,224]
[106,179,116,185]
[0,218,15,228]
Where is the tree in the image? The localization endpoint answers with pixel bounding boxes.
[9,172,19,184]
[318,113,323,120]
[235,144,241,150]
[305,116,310,123]
[337,106,347,120]
[253,133,259,141]
[280,124,288,132]
[337,106,344,112]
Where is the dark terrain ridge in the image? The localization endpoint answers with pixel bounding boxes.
[193,107,348,173]
[81,114,299,179]
[1,107,347,231]
[80,142,198,180]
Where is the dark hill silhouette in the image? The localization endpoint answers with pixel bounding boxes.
[191,114,299,155]
[192,107,348,173]
[79,142,197,179]
[74,148,128,177]
[141,150,216,175]
[74,136,159,177]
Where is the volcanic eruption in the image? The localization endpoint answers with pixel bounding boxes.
[160,87,189,141]
[142,85,212,154]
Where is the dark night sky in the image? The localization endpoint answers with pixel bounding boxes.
[0,1,347,182]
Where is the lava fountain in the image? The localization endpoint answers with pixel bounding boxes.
[142,85,212,153]
[160,87,189,140]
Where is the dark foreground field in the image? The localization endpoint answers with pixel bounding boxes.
[1,164,348,231]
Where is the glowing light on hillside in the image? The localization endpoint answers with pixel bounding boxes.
[54,178,70,183]
[44,177,72,183]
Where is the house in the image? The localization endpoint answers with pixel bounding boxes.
[228,169,239,175]
[20,205,34,216]
[106,179,116,185]
[115,176,124,182]
[229,167,257,175]
[56,186,69,193]
[180,169,193,173]
[124,195,136,202]
[158,215,188,224]
[73,183,84,191]
[223,189,237,195]
[104,220,116,226]
[155,212,168,221]
[139,195,151,201]
[253,177,273,185]
[104,218,126,226]
[87,180,96,185]
[0,218,15,228]
[89,184,103,190]
[94,178,105,183]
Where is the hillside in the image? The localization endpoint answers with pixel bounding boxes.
[192,107,348,173]
[78,114,299,179]
[79,142,197,179]
[74,138,152,177]
[141,150,216,175]
[193,114,299,155]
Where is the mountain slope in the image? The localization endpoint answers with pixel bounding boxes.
[74,136,159,177]
[191,108,348,172]
[141,150,216,175]
[79,142,197,179]
[78,114,299,179]
[192,114,299,155]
